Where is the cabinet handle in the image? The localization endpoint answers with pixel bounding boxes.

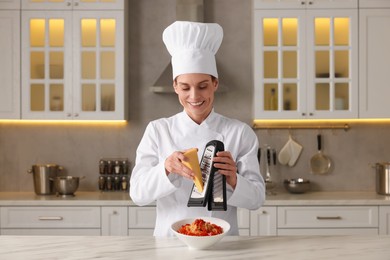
[316,216,342,220]
[261,210,267,214]
[308,1,313,5]
[301,1,305,5]
[74,113,79,117]
[309,112,314,116]
[74,2,79,6]
[113,210,118,215]
[301,113,306,116]
[66,2,71,6]
[67,113,72,117]
[38,216,64,221]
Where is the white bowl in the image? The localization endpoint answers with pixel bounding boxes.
[171,217,230,250]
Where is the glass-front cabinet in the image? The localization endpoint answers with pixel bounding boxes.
[21,0,124,120]
[253,0,358,119]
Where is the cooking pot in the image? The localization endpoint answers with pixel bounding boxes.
[374,163,390,195]
[28,164,63,195]
[53,176,84,197]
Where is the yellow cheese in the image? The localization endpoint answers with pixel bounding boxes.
[182,148,203,192]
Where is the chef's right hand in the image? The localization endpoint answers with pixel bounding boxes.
[164,151,195,180]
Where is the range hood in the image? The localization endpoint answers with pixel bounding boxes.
[150,0,227,93]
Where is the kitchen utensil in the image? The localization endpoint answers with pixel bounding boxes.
[171,217,230,250]
[28,164,63,195]
[310,134,331,175]
[265,147,276,191]
[53,176,84,197]
[284,178,311,194]
[373,162,390,195]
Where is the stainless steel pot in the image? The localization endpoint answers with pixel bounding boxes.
[28,164,63,195]
[53,176,84,197]
[374,163,390,195]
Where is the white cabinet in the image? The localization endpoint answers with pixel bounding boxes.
[253,0,358,119]
[250,206,277,236]
[379,206,390,235]
[0,9,20,119]
[253,0,357,9]
[277,206,378,235]
[359,4,390,118]
[101,206,128,236]
[128,206,156,236]
[237,208,250,236]
[21,0,123,10]
[0,0,20,9]
[0,206,101,235]
[21,1,125,120]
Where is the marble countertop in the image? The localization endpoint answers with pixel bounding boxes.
[0,235,389,259]
[0,192,136,206]
[0,191,390,206]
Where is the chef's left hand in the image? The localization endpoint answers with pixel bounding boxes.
[213,151,237,189]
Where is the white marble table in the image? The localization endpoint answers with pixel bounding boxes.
[0,235,389,260]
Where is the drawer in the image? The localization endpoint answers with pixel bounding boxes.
[278,206,378,228]
[128,206,156,228]
[0,207,101,228]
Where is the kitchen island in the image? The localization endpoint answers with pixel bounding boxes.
[0,235,389,259]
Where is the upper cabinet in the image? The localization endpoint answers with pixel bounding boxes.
[21,0,125,120]
[359,1,390,118]
[0,5,20,119]
[21,0,123,10]
[0,0,20,9]
[253,0,358,119]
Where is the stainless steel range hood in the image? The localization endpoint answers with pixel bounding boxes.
[150,0,227,93]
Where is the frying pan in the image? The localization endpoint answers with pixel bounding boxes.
[310,134,331,175]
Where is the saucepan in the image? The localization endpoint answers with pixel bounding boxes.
[310,134,332,175]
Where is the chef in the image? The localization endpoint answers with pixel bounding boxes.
[130,21,265,237]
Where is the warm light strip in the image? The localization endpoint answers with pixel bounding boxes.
[253,119,390,130]
[0,120,128,126]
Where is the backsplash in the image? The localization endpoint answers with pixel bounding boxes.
[1,0,389,193]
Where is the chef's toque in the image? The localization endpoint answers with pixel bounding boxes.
[162,21,223,79]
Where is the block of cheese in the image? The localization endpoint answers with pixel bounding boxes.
[182,148,203,192]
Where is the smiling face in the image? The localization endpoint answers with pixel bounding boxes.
[173,73,219,124]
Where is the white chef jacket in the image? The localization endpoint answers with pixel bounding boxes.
[130,110,265,237]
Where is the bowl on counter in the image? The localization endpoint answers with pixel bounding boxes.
[284,178,311,194]
[171,217,230,250]
[53,176,84,197]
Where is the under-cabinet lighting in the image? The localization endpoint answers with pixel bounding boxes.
[0,120,127,126]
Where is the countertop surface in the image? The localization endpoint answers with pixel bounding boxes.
[0,235,389,260]
[0,191,390,206]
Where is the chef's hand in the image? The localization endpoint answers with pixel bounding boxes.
[213,151,238,189]
[164,150,195,180]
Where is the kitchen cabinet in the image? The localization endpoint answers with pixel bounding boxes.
[128,206,156,236]
[237,208,250,236]
[250,206,277,236]
[0,9,20,119]
[253,0,358,119]
[101,206,128,236]
[359,2,390,118]
[21,0,125,120]
[0,0,20,9]
[379,206,390,235]
[0,206,101,235]
[21,0,123,10]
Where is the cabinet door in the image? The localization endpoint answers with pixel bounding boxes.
[0,0,20,9]
[360,0,390,8]
[359,9,390,118]
[253,0,357,10]
[250,206,277,236]
[21,0,124,10]
[101,206,128,236]
[72,11,124,120]
[0,10,20,119]
[379,206,390,235]
[128,206,156,236]
[253,9,307,119]
[237,208,250,236]
[21,11,73,119]
[306,9,358,119]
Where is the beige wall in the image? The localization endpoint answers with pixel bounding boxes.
[0,0,389,193]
